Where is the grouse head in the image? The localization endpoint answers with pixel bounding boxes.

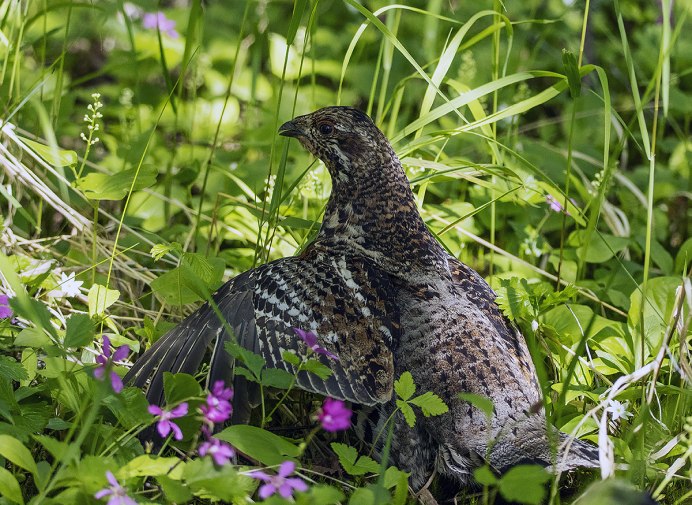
[279,106,399,184]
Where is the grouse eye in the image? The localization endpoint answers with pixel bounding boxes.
[318,123,333,135]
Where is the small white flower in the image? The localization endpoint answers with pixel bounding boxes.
[47,272,83,298]
[606,399,633,422]
[531,320,539,332]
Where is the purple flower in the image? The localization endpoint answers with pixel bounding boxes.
[142,12,179,38]
[294,328,339,361]
[148,403,188,440]
[94,471,137,505]
[0,294,12,319]
[200,380,234,424]
[546,194,564,213]
[249,461,308,500]
[317,397,352,432]
[199,437,235,466]
[94,336,130,393]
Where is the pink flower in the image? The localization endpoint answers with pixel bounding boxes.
[94,336,130,393]
[317,398,352,432]
[200,380,234,425]
[94,471,137,505]
[294,328,339,360]
[0,294,12,319]
[546,194,564,213]
[249,461,308,500]
[148,403,188,440]
[199,437,235,466]
[142,12,178,38]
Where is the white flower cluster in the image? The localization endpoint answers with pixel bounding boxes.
[80,93,103,146]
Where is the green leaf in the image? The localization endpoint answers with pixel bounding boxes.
[383,466,410,505]
[0,356,28,382]
[64,313,94,348]
[0,467,24,504]
[0,434,38,477]
[497,465,551,505]
[158,475,193,503]
[282,350,300,366]
[330,443,380,476]
[628,277,682,357]
[394,371,415,401]
[570,231,630,263]
[33,435,79,463]
[14,327,52,348]
[75,165,157,200]
[225,341,265,380]
[458,392,494,419]
[302,358,332,380]
[296,484,345,505]
[216,425,300,466]
[182,253,225,287]
[119,455,180,479]
[473,465,498,486]
[150,264,211,306]
[162,372,202,405]
[396,399,416,428]
[409,391,448,417]
[21,137,77,167]
[183,458,256,502]
[151,242,182,262]
[261,368,295,389]
[87,284,120,317]
[562,49,581,98]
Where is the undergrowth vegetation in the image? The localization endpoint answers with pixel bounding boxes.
[0,0,690,503]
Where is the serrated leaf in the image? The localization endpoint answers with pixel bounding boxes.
[75,165,157,200]
[396,399,416,428]
[88,284,120,317]
[458,392,494,419]
[282,350,300,366]
[233,366,259,383]
[261,368,295,389]
[64,313,94,348]
[151,243,181,262]
[0,434,38,477]
[409,391,448,417]
[562,49,581,99]
[225,341,265,380]
[473,465,498,486]
[302,358,332,380]
[182,252,224,287]
[217,425,299,465]
[0,356,28,382]
[394,371,415,401]
[498,465,551,505]
[330,443,380,476]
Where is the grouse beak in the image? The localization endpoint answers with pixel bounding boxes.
[278,120,304,138]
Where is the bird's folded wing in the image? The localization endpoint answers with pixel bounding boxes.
[125,248,398,408]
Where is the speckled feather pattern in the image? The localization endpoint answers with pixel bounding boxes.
[125,106,598,489]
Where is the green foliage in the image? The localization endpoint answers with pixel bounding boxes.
[0,0,689,503]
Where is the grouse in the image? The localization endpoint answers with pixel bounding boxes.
[125,106,598,489]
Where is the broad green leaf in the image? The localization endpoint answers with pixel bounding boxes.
[396,399,416,428]
[542,304,625,347]
[282,350,301,366]
[162,372,202,405]
[151,242,182,261]
[150,264,211,306]
[158,475,193,503]
[119,455,181,479]
[394,371,415,401]
[33,435,79,463]
[628,277,683,356]
[383,466,410,505]
[184,459,255,502]
[297,484,345,505]
[88,284,120,317]
[75,165,157,200]
[21,137,77,167]
[14,327,52,348]
[182,253,225,287]
[302,358,333,380]
[0,434,38,477]
[261,368,295,389]
[458,392,494,419]
[409,391,448,417]
[217,425,300,465]
[330,443,380,476]
[64,313,94,348]
[0,467,24,504]
[498,465,551,505]
[569,231,630,264]
[226,342,266,380]
[473,465,498,486]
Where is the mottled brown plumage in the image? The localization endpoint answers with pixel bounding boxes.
[125,106,597,490]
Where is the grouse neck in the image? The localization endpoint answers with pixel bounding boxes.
[317,153,447,272]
